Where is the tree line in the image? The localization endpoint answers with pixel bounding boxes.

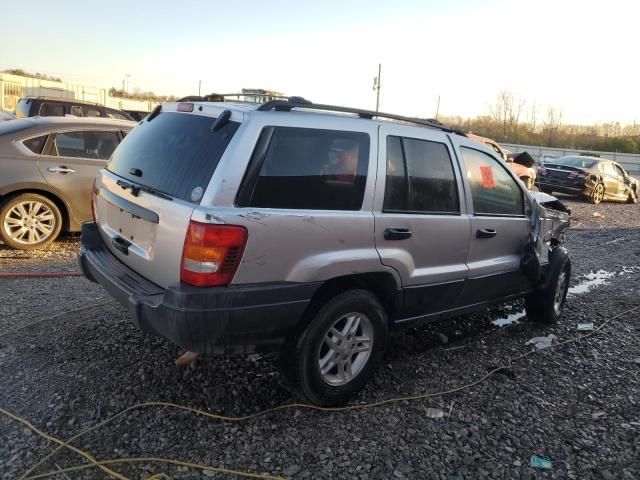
[439,90,640,154]
[3,69,62,82]
[108,87,177,103]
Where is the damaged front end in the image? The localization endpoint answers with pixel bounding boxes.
[521,192,571,283]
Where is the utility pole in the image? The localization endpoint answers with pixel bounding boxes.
[125,74,131,95]
[198,80,201,96]
[435,95,440,120]
[373,63,381,112]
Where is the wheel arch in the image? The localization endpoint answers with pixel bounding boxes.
[304,272,402,325]
[0,187,72,232]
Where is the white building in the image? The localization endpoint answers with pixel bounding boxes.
[0,72,158,114]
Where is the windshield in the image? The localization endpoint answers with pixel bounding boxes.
[554,157,598,168]
[106,112,239,202]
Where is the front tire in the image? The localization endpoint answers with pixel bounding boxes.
[0,194,62,250]
[627,188,638,204]
[282,290,388,406]
[525,247,571,325]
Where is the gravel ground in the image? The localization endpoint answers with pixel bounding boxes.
[1,197,639,480]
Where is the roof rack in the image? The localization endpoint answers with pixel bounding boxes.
[256,98,466,135]
[176,92,290,103]
[23,96,103,107]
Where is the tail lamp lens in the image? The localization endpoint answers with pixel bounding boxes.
[180,221,247,287]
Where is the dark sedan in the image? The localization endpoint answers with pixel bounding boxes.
[537,156,638,205]
[0,117,135,249]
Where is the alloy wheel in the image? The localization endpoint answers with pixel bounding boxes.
[553,268,568,316]
[593,184,604,204]
[317,312,373,386]
[3,201,56,245]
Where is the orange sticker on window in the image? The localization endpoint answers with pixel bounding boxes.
[480,166,495,189]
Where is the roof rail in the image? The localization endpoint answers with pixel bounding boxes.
[176,92,291,103]
[256,99,466,135]
[22,96,103,107]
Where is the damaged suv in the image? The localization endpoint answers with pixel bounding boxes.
[80,98,571,405]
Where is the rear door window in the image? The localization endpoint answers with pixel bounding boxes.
[38,103,64,117]
[23,135,48,154]
[51,131,120,160]
[460,147,524,216]
[106,112,239,202]
[383,135,459,214]
[237,127,369,210]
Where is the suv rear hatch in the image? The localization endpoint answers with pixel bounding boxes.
[94,104,241,288]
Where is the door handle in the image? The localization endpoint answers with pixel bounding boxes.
[47,166,76,174]
[476,228,497,238]
[384,228,412,240]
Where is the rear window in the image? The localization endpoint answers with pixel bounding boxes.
[106,112,239,202]
[39,103,65,117]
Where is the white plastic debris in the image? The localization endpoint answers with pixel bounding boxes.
[492,310,526,327]
[577,323,594,331]
[526,334,557,350]
[424,407,445,419]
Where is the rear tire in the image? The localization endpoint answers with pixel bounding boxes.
[0,193,62,250]
[589,183,605,204]
[281,290,388,406]
[525,247,571,325]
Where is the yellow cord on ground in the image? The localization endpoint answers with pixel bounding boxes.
[23,457,286,480]
[0,406,127,480]
[7,303,639,480]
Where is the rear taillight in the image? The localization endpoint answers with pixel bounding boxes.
[539,167,548,176]
[91,179,97,221]
[180,221,247,287]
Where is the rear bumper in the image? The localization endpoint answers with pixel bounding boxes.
[79,222,321,353]
[536,181,589,196]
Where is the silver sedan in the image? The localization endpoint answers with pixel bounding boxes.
[0,116,135,249]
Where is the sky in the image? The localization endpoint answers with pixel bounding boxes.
[1,0,638,125]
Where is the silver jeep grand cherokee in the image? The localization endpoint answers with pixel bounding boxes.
[80,97,571,406]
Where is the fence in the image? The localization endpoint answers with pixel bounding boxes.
[0,73,157,114]
[502,143,640,174]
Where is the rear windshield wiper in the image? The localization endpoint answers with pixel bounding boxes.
[116,179,173,201]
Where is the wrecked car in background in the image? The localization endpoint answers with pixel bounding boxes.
[467,133,537,190]
[537,155,638,204]
[80,97,571,406]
